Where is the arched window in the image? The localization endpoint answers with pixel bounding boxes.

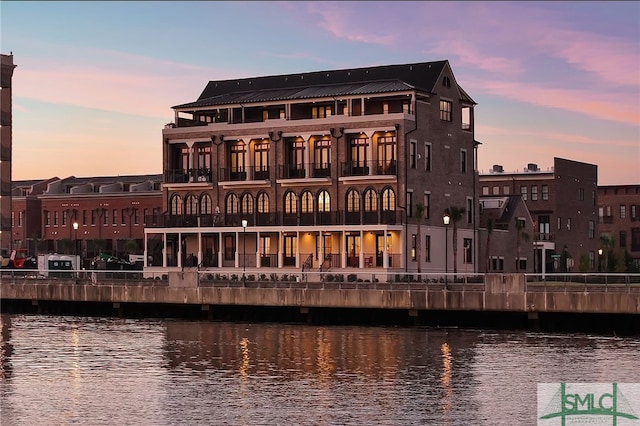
[200,193,212,215]
[241,193,254,214]
[185,194,198,215]
[301,190,314,213]
[170,194,183,215]
[346,189,360,212]
[381,188,396,211]
[257,192,269,213]
[318,190,330,212]
[364,188,378,212]
[226,193,239,214]
[284,191,298,214]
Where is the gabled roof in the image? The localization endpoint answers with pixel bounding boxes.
[173,60,476,109]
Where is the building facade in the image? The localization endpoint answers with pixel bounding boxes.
[479,158,599,274]
[147,60,480,276]
[11,175,162,264]
[0,53,16,256]
[597,184,640,271]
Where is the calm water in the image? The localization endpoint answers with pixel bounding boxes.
[0,314,638,425]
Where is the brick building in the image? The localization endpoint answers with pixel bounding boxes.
[0,53,16,256]
[597,184,640,271]
[11,175,162,263]
[479,157,599,275]
[147,60,480,275]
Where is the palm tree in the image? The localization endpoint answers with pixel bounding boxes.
[514,218,530,272]
[445,206,466,279]
[485,217,494,273]
[415,203,425,275]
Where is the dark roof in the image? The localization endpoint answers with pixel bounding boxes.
[173,60,475,109]
[175,80,416,109]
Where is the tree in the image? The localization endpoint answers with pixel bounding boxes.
[414,203,425,275]
[485,217,494,273]
[445,206,466,279]
[514,218,530,272]
[599,234,615,272]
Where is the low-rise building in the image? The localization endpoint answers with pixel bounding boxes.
[597,184,640,271]
[479,158,599,274]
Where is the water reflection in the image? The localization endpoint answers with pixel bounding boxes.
[1,315,639,426]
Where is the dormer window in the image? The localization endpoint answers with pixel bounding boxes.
[443,76,451,88]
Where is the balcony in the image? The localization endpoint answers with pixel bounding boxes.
[218,166,271,182]
[277,163,332,180]
[340,160,397,177]
[145,210,405,229]
[165,168,213,184]
[534,232,554,241]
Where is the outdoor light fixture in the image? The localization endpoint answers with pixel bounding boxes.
[443,213,450,287]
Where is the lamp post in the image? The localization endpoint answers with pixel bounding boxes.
[443,213,450,287]
[73,222,79,273]
[241,219,248,281]
[598,248,603,272]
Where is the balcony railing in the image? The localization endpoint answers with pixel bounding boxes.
[218,166,271,182]
[534,232,554,241]
[277,163,332,179]
[145,210,405,229]
[340,160,397,177]
[165,168,213,184]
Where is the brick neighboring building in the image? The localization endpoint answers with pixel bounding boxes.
[597,185,640,271]
[479,157,599,275]
[1,53,16,256]
[11,175,162,263]
[148,60,480,274]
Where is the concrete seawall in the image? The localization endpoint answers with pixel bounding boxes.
[1,273,639,315]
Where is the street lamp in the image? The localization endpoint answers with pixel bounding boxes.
[443,213,450,287]
[73,222,79,273]
[241,219,248,280]
[598,248,603,272]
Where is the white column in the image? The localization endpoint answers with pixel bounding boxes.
[359,231,364,268]
[177,233,182,268]
[256,231,261,267]
[217,232,223,267]
[235,231,239,268]
[383,232,389,269]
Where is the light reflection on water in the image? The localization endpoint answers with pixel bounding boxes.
[1,314,639,425]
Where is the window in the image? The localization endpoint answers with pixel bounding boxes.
[464,238,472,264]
[482,186,489,195]
[103,210,109,226]
[588,220,595,239]
[318,190,330,212]
[257,192,270,214]
[490,257,504,271]
[54,211,59,226]
[411,234,417,261]
[226,193,239,215]
[284,191,298,214]
[439,99,452,121]
[589,251,595,269]
[442,76,451,88]
[542,185,549,200]
[45,211,51,226]
[531,185,538,201]
[620,205,626,219]
[254,140,270,174]
[520,186,527,201]
[224,236,235,261]
[312,105,331,118]
[631,205,638,220]
[200,194,212,215]
[62,210,68,226]
[18,211,23,227]
[170,195,183,215]
[112,209,117,225]
[346,189,360,213]
[567,218,571,231]
[460,149,467,173]
[364,189,377,213]
[91,210,96,226]
[579,188,584,201]
[230,141,246,174]
[83,210,87,226]
[518,258,527,271]
[424,143,432,171]
[423,192,431,220]
[467,198,473,224]
[407,191,413,217]
[350,137,368,167]
[121,209,127,225]
[620,231,627,248]
[143,208,148,226]
[378,136,396,172]
[315,138,331,169]
[503,186,510,195]
[134,209,139,225]
[631,228,640,251]
[241,193,254,214]
[381,188,396,212]
[493,186,499,195]
[425,235,431,262]
[410,141,417,169]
